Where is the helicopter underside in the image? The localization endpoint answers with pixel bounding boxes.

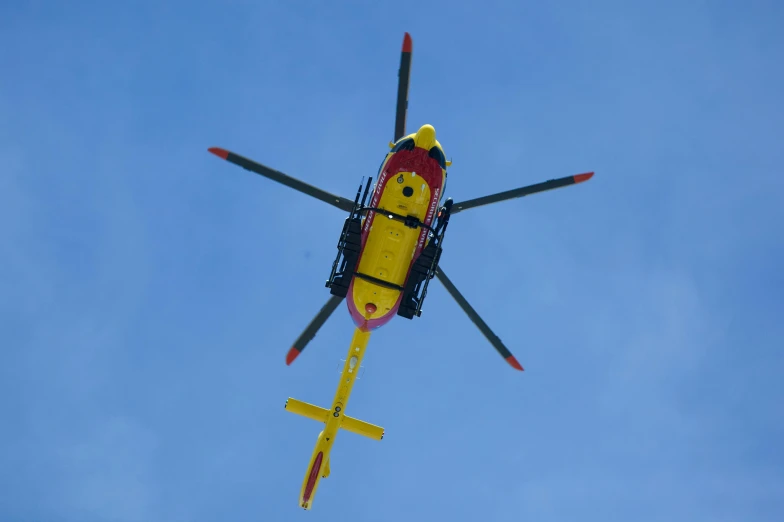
[326,147,447,330]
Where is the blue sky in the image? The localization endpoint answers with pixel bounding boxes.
[1,0,783,520]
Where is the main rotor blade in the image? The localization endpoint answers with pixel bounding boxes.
[394,32,413,142]
[286,294,345,365]
[451,172,594,214]
[208,147,355,212]
[435,267,524,371]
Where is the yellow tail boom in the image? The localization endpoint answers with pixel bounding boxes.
[292,327,381,510]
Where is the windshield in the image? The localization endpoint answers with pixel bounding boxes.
[391,137,415,152]
[429,146,447,170]
[378,138,447,176]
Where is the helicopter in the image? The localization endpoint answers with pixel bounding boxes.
[208,32,593,509]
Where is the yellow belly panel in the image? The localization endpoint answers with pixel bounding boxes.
[352,172,432,317]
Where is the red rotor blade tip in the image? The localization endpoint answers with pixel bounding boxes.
[402,32,412,53]
[573,172,594,183]
[286,347,300,365]
[506,355,524,371]
[208,147,229,159]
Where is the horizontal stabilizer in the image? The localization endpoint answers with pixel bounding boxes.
[285,397,329,423]
[340,415,385,441]
[285,398,384,441]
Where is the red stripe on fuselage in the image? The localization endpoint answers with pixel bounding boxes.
[346,147,443,329]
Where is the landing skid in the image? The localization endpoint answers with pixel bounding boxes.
[397,197,452,319]
[325,177,373,298]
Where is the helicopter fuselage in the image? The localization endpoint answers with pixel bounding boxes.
[345,128,447,330]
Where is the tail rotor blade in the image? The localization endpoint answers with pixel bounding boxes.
[394,32,413,142]
[286,295,345,365]
[435,267,523,371]
[451,172,594,214]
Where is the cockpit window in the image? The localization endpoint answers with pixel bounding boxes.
[379,138,415,175]
[429,146,447,170]
[391,138,415,152]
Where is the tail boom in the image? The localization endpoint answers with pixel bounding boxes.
[292,327,379,510]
